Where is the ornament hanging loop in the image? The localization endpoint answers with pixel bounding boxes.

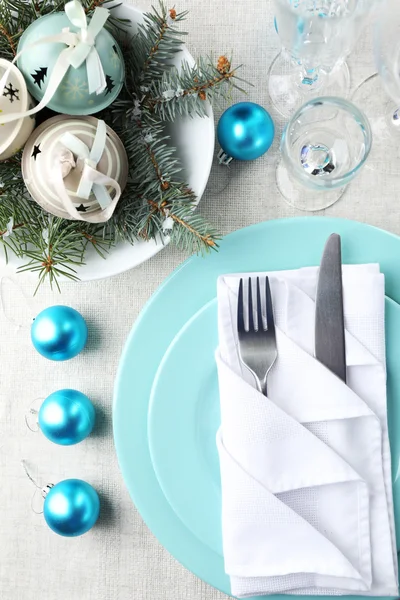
[21,459,42,489]
[42,483,54,498]
[21,460,54,515]
[24,398,43,433]
[0,277,34,331]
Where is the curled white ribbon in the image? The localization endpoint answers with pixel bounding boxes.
[64,0,107,94]
[53,119,122,224]
[0,0,109,126]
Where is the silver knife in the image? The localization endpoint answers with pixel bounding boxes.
[315,233,347,382]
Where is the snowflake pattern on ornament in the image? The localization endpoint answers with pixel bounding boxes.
[60,78,88,100]
[3,83,19,103]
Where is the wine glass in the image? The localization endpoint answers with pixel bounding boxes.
[269,0,378,118]
[352,0,400,174]
[276,96,372,210]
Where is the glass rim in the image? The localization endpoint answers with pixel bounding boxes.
[281,96,373,189]
[273,0,377,13]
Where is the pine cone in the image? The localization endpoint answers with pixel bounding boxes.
[217,56,231,74]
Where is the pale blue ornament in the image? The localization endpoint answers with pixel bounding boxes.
[217,102,275,163]
[17,6,124,115]
[31,305,88,361]
[44,479,100,537]
[39,389,95,445]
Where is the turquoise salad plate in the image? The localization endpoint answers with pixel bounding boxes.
[113,217,400,600]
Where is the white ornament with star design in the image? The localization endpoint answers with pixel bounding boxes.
[21,115,129,223]
[0,58,35,160]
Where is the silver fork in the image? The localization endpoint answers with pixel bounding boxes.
[237,276,278,396]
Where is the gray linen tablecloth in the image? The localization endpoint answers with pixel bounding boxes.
[0,0,395,597]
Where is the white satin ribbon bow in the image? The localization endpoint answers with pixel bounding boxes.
[53,119,122,223]
[0,0,109,125]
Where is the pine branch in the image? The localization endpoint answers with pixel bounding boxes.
[0,23,16,56]
[84,0,102,13]
[17,217,89,294]
[0,0,249,291]
[108,104,218,253]
[145,55,248,120]
[0,222,25,236]
[147,198,219,253]
[136,2,188,85]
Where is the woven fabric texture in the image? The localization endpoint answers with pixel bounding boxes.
[0,0,394,598]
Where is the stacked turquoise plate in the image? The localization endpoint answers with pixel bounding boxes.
[113,217,400,600]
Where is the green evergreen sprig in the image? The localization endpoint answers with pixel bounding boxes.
[0,0,246,290]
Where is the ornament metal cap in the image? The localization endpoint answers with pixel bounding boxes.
[217,149,234,166]
[42,483,55,498]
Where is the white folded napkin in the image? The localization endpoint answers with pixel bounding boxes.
[216,265,398,598]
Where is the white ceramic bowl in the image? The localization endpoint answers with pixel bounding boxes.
[0,58,35,160]
[2,4,215,281]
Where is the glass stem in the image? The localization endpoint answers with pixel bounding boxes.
[300,65,321,88]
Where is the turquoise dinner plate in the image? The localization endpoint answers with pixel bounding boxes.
[113,217,400,599]
[148,296,400,563]
[148,300,222,555]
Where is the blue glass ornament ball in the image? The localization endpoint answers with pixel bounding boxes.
[44,479,100,537]
[39,389,96,445]
[31,305,88,361]
[217,102,275,161]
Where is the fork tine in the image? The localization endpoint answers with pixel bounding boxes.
[256,277,263,331]
[248,277,255,332]
[237,278,245,333]
[265,277,275,334]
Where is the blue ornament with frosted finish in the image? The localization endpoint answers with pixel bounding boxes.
[39,389,95,445]
[44,479,100,537]
[217,102,275,164]
[31,305,88,361]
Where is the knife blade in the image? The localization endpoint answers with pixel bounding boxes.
[315,233,347,382]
